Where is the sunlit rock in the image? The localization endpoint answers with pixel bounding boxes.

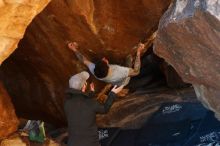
[154,0,220,118]
[0,0,51,65]
[0,132,59,146]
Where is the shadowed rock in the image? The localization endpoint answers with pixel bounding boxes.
[96,87,197,128]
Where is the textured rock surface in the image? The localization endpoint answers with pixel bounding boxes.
[0,0,51,137]
[0,82,18,138]
[97,87,197,128]
[0,0,171,125]
[154,0,220,118]
[0,0,51,65]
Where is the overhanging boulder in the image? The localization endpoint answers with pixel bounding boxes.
[154,0,220,118]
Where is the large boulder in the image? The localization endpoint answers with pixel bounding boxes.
[0,0,171,125]
[154,0,220,118]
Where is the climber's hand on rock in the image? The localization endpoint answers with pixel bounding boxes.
[68,42,78,52]
[137,43,145,55]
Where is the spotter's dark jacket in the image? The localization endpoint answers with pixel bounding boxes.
[64,88,116,146]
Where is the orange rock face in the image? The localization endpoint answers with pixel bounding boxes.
[0,0,51,138]
[0,0,51,65]
[0,0,171,125]
[0,82,18,138]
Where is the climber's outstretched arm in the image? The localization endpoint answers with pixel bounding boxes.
[128,43,145,77]
[68,42,92,66]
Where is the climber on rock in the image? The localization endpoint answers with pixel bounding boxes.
[64,71,124,146]
[68,42,145,86]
